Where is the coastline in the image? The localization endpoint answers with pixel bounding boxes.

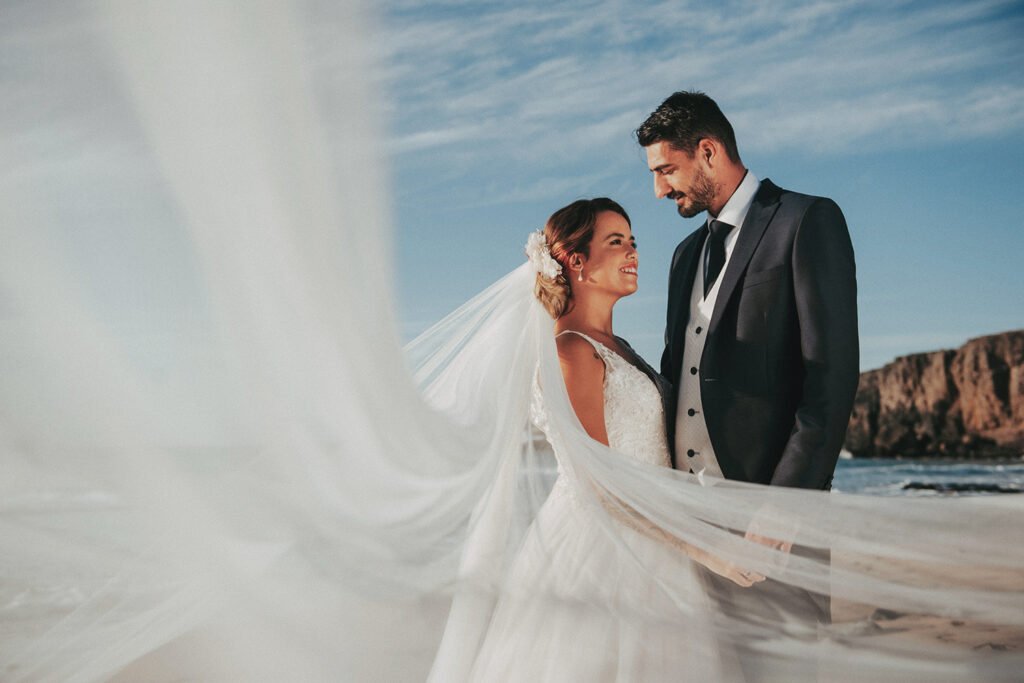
[846,329,1024,462]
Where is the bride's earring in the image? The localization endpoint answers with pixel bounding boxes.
[577,268,583,282]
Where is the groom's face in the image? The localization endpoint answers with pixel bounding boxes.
[644,141,715,219]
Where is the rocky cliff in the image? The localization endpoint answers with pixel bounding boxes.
[845,330,1024,458]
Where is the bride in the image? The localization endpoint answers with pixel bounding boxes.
[430,198,759,681]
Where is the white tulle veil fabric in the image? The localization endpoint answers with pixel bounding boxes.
[1,2,1022,681]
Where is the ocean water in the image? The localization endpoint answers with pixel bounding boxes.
[833,457,1024,496]
[524,430,1024,496]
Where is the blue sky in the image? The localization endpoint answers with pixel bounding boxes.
[376,0,1024,370]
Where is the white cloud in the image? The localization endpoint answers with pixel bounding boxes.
[454,169,619,208]
[373,0,1024,169]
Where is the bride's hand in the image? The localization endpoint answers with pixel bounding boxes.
[686,545,765,588]
[619,506,766,588]
[714,561,765,588]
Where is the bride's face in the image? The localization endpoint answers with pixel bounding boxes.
[577,211,638,296]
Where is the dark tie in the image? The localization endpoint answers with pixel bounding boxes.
[703,219,734,297]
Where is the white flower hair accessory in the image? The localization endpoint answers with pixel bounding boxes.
[525,229,562,280]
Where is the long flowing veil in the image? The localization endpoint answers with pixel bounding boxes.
[1,2,1022,682]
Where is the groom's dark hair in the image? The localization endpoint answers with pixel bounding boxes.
[635,91,741,163]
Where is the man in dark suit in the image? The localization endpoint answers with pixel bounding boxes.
[635,92,859,677]
[636,90,858,494]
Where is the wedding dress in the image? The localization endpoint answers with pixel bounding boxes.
[437,330,734,681]
[1,3,1023,682]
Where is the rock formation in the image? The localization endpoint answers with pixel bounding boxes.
[845,330,1024,458]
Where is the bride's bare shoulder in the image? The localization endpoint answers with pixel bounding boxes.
[555,332,603,369]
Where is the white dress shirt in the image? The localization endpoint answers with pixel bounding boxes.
[674,171,761,478]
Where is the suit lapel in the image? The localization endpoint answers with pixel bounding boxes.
[708,180,782,336]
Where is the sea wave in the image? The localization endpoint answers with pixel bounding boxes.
[833,458,1024,496]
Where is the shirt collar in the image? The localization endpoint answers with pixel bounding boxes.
[708,170,760,231]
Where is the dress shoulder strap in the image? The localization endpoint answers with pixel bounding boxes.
[555,330,611,363]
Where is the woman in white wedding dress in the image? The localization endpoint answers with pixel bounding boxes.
[431,198,756,681]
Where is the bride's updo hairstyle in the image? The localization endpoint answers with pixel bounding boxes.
[534,197,631,319]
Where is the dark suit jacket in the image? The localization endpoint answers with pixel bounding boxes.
[662,179,858,490]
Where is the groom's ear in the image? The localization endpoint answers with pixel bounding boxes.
[698,138,716,166]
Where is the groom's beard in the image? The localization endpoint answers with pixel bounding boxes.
[674,167,716,218]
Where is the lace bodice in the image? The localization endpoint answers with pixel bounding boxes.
[534,331,671,468]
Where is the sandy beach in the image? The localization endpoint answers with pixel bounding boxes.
[832,551,1024,652]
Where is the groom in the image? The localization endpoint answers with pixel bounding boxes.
[636,91,858,494]
[636,92,858,677]
[636,89,858,678]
